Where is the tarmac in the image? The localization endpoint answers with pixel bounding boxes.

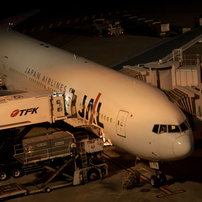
[2,128,202,202]
[2,5,202,201]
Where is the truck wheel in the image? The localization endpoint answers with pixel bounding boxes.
[0,170,8,181]
[87,168,99,181]
[10,168,22,178]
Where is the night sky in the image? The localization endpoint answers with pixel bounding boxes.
[1,1,202,20]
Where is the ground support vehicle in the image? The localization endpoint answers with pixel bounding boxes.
[91,18,124,36]
[122,15,169,37]
[0,131,108,200]
[148,21,170,37]
[0,89,68,181]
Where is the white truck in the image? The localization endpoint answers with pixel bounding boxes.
[0,90,68,181]
[0,131,108,199]
[0,90,108,200]
[0,131,108,181]
[0,90,67,130]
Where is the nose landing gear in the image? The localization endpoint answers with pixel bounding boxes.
[151,172,167,188]
[149,162,167,188]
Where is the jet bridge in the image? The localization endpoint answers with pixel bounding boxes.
[119,52,202,122]
[165,86,195,115]
[166,85,202,121]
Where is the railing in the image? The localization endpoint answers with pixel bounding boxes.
[14,144,72,164]
[182,54,202,66]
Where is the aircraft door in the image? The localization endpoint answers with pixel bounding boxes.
[117,110,129,138]
[65,88,77,117]
[65,91,73,116]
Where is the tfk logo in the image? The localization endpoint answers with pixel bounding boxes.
[10,109,20,117]
[10,107,39,117]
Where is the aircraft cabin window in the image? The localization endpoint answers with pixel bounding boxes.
[180,121,188,132]
[152,125,159,133]
[168,125,180,133]
[160,125,167,133]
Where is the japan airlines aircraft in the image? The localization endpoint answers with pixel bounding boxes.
[0,25,194,187]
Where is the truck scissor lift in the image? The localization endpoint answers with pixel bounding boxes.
[0,90,69,180]
[0,90,108,200]
[0,131,108,200]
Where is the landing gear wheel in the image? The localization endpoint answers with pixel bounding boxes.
[159,173,167,186]
[150,175,160,188]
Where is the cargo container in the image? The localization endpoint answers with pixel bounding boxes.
[17,131,74,164]
[149,21,170,36]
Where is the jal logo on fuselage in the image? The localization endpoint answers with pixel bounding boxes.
[78,93,104,129]
[10,107,39,117]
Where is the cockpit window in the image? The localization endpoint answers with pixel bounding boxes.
[153,124,183,134]
[168,125,180,133]
[152,125,159,133]
[152,120,190,134]
[159,125,167,133]
[180,121,188,132]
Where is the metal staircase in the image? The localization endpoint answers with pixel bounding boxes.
[122,170,140,190]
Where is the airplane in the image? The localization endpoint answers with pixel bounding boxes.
[0,13,194,188]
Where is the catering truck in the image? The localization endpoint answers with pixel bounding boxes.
[0,131,108,199]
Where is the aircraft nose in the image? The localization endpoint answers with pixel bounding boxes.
[173,135,194,159]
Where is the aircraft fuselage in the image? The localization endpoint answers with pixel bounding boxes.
[0,27,194,162]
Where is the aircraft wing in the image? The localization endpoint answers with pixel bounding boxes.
[0,90,27,96]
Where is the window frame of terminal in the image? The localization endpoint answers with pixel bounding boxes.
[152,120,190,134]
